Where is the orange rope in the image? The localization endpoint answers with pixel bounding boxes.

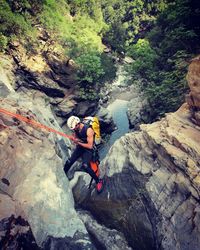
[0,107,74,140]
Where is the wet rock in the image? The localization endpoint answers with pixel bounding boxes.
[74,107,200,249]
[73,161,156,250]
[0,215,39,250]
[1,178,10,186]
[0,193,38,249]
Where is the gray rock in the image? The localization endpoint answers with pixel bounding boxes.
[15,69,65,98]
[78,211,132,250]
[0,93,92,248]
[72,106,200,250]
[97,107,116,134]
[0,80,14,97]
[75,100,97,117]
[0,56,15,97]
[54,96,77,117]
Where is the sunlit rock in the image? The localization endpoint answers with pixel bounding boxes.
[0,92,94,248]
[186,55,200,125]
[0,54,15,96]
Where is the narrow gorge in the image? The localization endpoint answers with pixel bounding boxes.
[0,1,200,249]
[1,47,200,249]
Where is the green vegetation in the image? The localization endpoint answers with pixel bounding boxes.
[76,51,104,84]
[0,0,111,100]
[0,33,8,51]
[0,0,199,118]
[101,0,167,52]
[0,0,106,55]
[100,53,117,83]
[75,51,117,101]
[0,0,38,43]
[126,0,200,120]
[127,39,158,80]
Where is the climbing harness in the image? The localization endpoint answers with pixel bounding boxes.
[0,107,74,140]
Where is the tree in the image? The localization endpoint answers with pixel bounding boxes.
[125,0,199,120]
[127,39,158,80]
[75,51,104,84]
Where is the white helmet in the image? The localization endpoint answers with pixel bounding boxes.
[67,116,80,130]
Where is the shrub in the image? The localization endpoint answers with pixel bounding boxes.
[0,1,37,41]
[0,33,8,51]
[75,51,105,84]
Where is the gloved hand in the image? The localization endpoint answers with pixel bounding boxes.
[71,137,80,144]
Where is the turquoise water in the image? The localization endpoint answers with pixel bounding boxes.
[99,99,129,160]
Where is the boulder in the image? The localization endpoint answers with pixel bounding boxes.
[7,43,75,97]
[0,80,14,98]
[126,82,151,129]
[97,107,116,134]
[73,107,200,250]
[44,53,77,88]
[78,210,132,250]
[53,96,77,117]
[75,101,97,117]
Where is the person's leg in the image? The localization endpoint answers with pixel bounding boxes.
[81,150,99,183]
[64,146,83,176]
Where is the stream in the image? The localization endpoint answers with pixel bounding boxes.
[99,99,129,160]
[99,63,132,160]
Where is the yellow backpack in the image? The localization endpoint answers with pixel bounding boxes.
[83,116,101,145]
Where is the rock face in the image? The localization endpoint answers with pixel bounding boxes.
[126,84,149,129]
[4,44,99,120]
[186,56,200,125]
[78,210,132,250]
[72,57,200,250]
[1,43,200,250]
[0,87,94,248]
[97,107,116,134]
[0,193,39,249]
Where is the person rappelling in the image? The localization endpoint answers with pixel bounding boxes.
[0,108,104,193]
[64,115,104,193]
